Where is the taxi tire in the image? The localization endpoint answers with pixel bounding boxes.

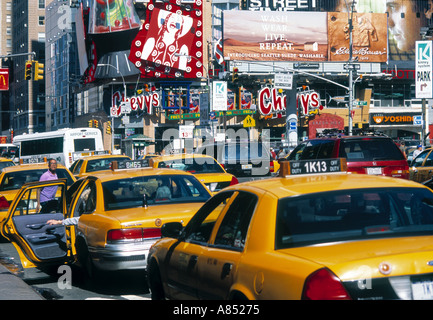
[148,260,165,300]
[76,238,96,280]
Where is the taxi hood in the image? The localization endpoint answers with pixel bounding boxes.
[280,236,433,281]
[105,202,204,227]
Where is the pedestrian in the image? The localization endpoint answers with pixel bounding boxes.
[270,148,277,160]
[277,147,286,159]
[413,145,423,159]
[36,158,59,213]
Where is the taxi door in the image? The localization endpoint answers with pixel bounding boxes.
[0,180,73,268]
[196,191,258,300]
[416,150,433,183]
[163,191,236,299]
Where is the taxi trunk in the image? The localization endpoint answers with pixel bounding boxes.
[284,236,433,300]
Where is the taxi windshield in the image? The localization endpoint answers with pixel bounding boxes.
[157,158,224,174]
[102,174,211,210]
[275,187,433,249]
[0,168,74,191]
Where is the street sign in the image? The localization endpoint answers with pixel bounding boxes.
[199,93,209,126]
[120,101,131,114]
[416,41,433,99]
[212,81,228,111]
[179,125,194,139]
[0,69,9,91]
[413,115,423,126]
[353,100,368,106]
[274,73,293,90]
[243,115,255,127]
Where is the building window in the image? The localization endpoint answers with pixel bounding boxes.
[39,16,45,26]
[6,2,11,11]
[6,15,11,23]
[38,0,44,9]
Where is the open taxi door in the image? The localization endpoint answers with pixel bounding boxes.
[0,179,75,269]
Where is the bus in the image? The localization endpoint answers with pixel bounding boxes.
[13,128,104,168]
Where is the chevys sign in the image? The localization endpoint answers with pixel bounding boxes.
[258,87,286,115]
[111,90,160,117]
[258,87,322,116]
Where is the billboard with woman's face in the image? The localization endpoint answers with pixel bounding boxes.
[129,0,204,79]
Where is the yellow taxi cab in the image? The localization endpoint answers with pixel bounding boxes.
[69,154,131,178]
[149,154,238,193]
[0,160,212,277]
[409,148,433,183]
[0,162,75,223]
[0,157,15,171]
[147,158,433,300]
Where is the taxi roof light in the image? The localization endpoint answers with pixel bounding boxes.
[279,158,347,177]
[302,268,351,300]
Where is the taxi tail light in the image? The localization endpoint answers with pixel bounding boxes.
[107,227,161,242]
[302,268,351,300]
[230,176,239,186]
[0,196,9,210]
[270,161,274,173]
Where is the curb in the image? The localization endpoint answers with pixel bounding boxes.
[0,263,44,300]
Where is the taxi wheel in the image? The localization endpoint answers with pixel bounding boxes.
[76,238,96,279]
[148,260,165,300]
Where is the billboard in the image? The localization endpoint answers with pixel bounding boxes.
[223,11,388,62]
[0,69,9,91]
[241,0,433,62]
[128,0,204,79]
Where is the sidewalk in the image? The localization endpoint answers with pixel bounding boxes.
[0,263,44,300]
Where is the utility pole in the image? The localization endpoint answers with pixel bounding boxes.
[347,0,355,136]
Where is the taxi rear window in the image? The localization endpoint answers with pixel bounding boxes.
[157,158,225,174]
[275,187,433,249]
[0,168,74,191]
[102,174,211,210]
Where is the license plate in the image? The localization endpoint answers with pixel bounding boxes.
[366,167,382,175]
[412,280,433,300]
[242,164,252,170]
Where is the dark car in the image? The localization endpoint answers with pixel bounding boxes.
[195,141,275,177]
[286,135,409,179]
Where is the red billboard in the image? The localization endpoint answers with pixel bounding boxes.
[129,0,204,79]
[0,69,9,91]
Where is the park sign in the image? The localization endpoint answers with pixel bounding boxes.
[416,41,433,99]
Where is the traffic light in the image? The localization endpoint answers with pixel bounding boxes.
[232,67,239,84]
[88,120,93,127]
[33,61,44,81]
[24,61,33,80]
[93,120,98,128]
[106,123,112,135]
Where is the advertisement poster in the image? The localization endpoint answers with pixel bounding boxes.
[328,12,388,62]
[223,11,328,62]
[223,10,387,62]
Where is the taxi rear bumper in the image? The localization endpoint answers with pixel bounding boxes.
[88,239,156,271]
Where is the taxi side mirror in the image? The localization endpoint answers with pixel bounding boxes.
[161,222,183,239]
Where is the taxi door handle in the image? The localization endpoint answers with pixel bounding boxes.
[221,263,232,279]
[187,255,198,271]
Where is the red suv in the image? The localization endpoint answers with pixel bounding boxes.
[287,135,409,179]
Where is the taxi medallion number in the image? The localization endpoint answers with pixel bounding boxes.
[289,159,344,175]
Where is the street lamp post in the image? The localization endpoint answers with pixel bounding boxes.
[97,63,127,153]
